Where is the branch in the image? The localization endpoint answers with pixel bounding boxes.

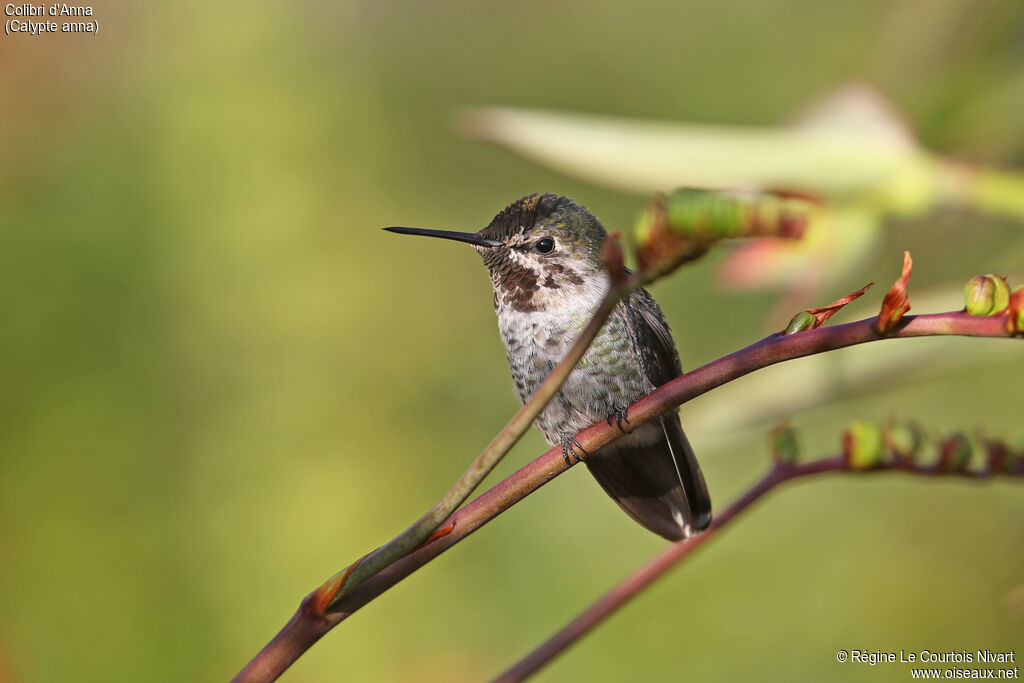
[233,309,1018,681]
[495,437,1022,682]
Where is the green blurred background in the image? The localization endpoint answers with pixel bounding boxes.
[2,1,1023,681]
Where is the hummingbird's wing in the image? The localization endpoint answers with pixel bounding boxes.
[624,287,684,385]
[584,288,712,540]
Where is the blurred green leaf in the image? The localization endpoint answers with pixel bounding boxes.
[463,86,934,206]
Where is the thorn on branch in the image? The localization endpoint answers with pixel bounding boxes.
[877,251,913,334]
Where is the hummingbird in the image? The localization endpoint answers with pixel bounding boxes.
[385,194,711,541]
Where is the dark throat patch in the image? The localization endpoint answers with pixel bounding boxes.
[486,253,540,312]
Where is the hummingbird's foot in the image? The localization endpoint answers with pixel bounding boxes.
[605,405,632,434]
[560,435,589,466]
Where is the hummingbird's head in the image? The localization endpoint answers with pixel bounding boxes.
[386,194,609,313]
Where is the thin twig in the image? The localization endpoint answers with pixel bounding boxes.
[233,310,1018,681]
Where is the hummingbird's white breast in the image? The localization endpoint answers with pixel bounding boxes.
[493,267,653,446]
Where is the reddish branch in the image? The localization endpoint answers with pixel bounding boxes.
[494,452,1019,682]
[233,310,1016,682]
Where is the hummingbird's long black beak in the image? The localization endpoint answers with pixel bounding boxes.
[384,226,503,248]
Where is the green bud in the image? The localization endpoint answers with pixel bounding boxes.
[843,421,884,470]
[665,189,744,238]
[885,421,922,460]
[964,274,1010,316]
[784,311,817,335]
[992,275,1011,312]
[768,423,800,464]
[664,189,705,236]
[633,205,658,245]
[941,433,973,471]
[964,276,995,315]
[706,196,744,238]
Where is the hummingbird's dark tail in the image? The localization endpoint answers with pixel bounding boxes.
[585,414,711,541]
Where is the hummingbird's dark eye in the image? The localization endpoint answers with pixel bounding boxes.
[535,237,555,254]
